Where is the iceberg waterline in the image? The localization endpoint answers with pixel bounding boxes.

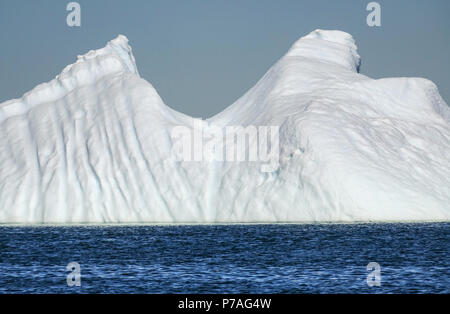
[1,29,449,223]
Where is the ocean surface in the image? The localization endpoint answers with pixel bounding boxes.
[0,223,448,293]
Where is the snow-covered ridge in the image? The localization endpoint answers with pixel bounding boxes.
[0,35,138,122]
[0,29,449,223]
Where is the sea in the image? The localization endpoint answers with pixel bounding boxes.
[0,223,448,293]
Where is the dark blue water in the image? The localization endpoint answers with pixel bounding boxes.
[0,223,448,293]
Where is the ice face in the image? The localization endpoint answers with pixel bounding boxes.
[0,30,449,223]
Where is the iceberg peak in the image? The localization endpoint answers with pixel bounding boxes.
[286,29,361,73]
[0,35,140,120]
[62,34,139,77]
[103,34,139,75]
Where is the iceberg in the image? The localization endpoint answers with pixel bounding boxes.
[1,30,449,223]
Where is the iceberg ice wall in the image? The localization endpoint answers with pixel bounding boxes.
[1,30,449,223]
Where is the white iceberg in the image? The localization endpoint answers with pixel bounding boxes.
[1,30,449,223]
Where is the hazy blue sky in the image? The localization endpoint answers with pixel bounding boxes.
[0,0,449,118]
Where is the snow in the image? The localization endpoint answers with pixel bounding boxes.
[0,29,449,223]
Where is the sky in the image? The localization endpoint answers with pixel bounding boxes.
[0,0,449,118]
